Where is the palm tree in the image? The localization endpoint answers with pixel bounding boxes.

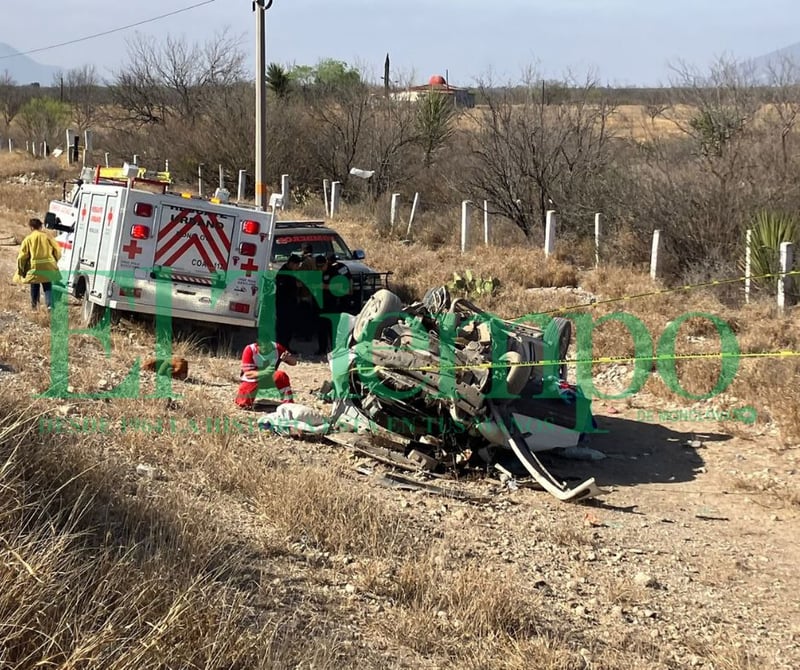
[266,63,291,99]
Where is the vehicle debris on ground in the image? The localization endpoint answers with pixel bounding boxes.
[259,286,605,502]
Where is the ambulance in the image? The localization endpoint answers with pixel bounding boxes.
[45,165,277,328]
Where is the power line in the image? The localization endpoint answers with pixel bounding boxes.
[0,0,218,61]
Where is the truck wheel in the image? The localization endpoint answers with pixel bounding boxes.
[352,289,403,343]
[81,292,102,328]
[500,350,531,396]
[544,317,571,379]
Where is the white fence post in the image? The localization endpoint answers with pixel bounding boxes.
[406,192,419,238]
[165,159,170,172]
[104,152,110,167]
[483,200,490,245]
[461,200,471,254]
[323,179,331,216]
[65,129,76,164]
[30,141,35,157]
[390,193,400,228]
[197,164,204,196]
[218,164,224,190]
[7,138,12,152]
[650,229,662,280]
[778,242,794,315]
[544,210,556,257]
[237,170,247,201]
[84,130,93,155]
[330,181,341,217]
[744,229,752,305]
[133,154,139,165]
[281,174,290,210]
[594,213,602,268]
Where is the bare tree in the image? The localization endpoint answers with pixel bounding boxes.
[0,71,30,134]
[304,78,371,187]
[665,58,760,178]
[359,97,421,198]
[764,56,800,172]
[467,70,617,239]
[61,65,102,134]
[110,29,247,127]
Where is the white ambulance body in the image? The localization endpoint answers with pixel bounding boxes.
[47,167,276,328]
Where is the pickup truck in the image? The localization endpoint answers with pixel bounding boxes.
[269,220,391,313]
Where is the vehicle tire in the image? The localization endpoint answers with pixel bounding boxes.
[544,317,571,379]
[500,350,531,396]
[81,291,102,328]
[352,289,403,343]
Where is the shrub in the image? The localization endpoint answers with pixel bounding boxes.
[743,211,799,292]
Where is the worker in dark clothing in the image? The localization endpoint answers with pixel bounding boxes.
[300,243,315,271]
[316,253,352,355]
[275,253,303,350]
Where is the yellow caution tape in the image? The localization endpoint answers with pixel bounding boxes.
[352,348,800,375]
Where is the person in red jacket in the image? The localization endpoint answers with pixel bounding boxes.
[234,341,297,409]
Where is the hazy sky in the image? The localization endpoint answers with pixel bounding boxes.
[2,0,800,86]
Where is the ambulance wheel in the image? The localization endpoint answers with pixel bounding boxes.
[81,293,101,328]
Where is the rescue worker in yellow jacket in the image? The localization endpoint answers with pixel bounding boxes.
[14,218,61,310]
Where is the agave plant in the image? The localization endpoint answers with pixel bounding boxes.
[743,211,799,292]
[446,270,498,298]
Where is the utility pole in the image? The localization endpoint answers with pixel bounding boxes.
[254,0,273,211]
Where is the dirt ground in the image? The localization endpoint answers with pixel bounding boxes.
[1,214,799,668]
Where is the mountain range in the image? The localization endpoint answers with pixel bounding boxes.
[0,43,61,85]
[750,41,800,73]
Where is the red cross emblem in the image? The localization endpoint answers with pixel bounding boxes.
[240,259,259,277]
[122,239,143,260]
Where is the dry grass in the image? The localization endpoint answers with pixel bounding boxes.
[258,465,414,557]
[0,391,352,669]
[0,150,797,667]
[374,546,549,658]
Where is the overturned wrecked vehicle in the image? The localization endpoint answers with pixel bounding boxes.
[266,287,605,502]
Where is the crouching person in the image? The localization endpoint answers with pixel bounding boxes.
[235,341,297,409]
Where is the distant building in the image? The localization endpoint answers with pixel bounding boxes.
[392,74,475,109]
